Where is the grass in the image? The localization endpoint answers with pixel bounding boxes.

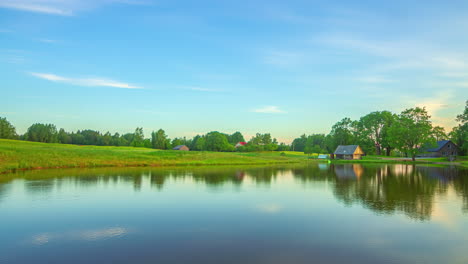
[1,139,466,174]
[0,139,307,174]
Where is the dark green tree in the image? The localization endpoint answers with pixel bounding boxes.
[205,131,233,152]
[131,127,145,147]
[388,107,435,161]
[151,129,170,149]
[25,123,58,143]
[0,117,17,139]
[450,100,468,155]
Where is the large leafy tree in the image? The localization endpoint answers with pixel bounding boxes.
[291,134,307,152]
[304,134,326,155]
[329,117,355,147]
[131,127,145,147]
[58,128,72,144]
[431,126,447,141]
[228,131,245,145]
[388,107,435,161]
[0,117,17,139]
[151,129,170,149]
[359,111,395,155]
[450,100,468,155]
[205,131,233,152]
[25,123,58,143]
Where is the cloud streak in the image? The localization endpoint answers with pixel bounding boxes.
[30,72,142,89]
[0,0,154,16]
[0,1,73,16]
[252,106,286,114]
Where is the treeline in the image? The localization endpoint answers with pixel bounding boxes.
[0,101,466,157]
[290,102,468,159]
[0,119,286,152]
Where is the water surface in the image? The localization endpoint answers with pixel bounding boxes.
[1,164,467,264]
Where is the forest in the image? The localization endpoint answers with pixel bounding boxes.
[1,101,467,159]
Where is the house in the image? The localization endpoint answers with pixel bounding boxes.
[235,142,247,148]
[173,145,189,151]
[333,145,364,160]
[419,140,458,157]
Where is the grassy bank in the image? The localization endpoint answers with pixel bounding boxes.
[0,139,307,174]
[1,139,466,174]
[328,155,468,167]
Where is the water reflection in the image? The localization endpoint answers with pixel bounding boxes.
[1,164,467,221]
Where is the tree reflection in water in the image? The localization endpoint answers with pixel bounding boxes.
[1,164,467,220]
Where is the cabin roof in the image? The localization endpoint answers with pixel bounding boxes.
[334,145,360,155]
[425,140,452,152]
[173,145,187,150]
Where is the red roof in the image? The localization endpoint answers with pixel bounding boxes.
[238,142,247,145]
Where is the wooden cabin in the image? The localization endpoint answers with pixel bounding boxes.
[173,145,189,151]
[419,140,458,157]
[333,145,364,160]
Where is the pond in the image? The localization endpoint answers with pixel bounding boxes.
[0,164,467,264]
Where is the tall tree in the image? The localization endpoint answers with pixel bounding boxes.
[131,127,145,147]
[0,117,17,139]
[151,129,170,149]
[229,131,245,145]
[291,134,307,151]
[450,100,468,155]
[205,131,233,152]
[359,111,395,155]
[329,117,355,147]
[58,128,72,144]
[25,123,58,143]
[388,107,435,161]
[431,126,447,141]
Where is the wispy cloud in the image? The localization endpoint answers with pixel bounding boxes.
[0,1,73,16]
[30,72,142,89]
[0,0,154,16]
[252,106,286,114]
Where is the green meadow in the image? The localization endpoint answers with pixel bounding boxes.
[1,139,466,174]
[0,139,308,174]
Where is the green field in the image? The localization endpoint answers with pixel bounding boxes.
[1,139,466,174]
[0,139,308,174]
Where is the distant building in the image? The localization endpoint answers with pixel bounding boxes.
[333,145,364,160]
[173,145,189,151]
[419,140,458,157]
[317,154,328,159]
[235,142,247,148]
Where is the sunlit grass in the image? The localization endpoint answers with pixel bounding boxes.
[0,139,306,174]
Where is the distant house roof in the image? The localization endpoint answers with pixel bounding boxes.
[425,140,454,152]
[318,154,328,159]
[173,145,188,150]
[334,145,360,155]
[235,142,247,148]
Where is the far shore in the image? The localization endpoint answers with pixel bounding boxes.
[0,139,466,175]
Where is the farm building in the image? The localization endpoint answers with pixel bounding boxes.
[173,145,189,151]
[333,145,365,160]
[235,142,247,148]
[418,140,458,157]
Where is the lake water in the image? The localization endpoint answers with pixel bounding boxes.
[1,164,467,264]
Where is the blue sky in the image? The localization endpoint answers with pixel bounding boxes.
[1,0,467,143]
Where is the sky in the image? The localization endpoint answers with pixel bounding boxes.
[1,0,467,143]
